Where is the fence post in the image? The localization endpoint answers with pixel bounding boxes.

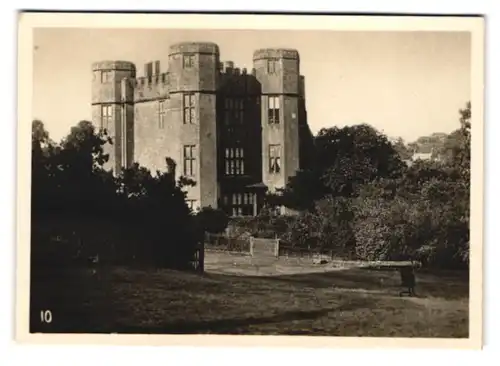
[250,236,254,256]
[199,240,205,274]
[275,239,279,257]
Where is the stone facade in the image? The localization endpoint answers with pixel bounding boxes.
[91,42,314,216]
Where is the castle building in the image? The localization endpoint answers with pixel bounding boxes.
[91,42,314,216]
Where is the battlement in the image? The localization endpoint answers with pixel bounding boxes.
[219,60,256,76]
[92,60,136,71]
[169,41,220,55]
[92,44,302,104]
[218,62,261,96]
[132,72,170,102]
[253,48,300,61]
[134,72,170,87]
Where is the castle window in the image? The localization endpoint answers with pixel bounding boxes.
[224,98,232,125]
[224,193,255,216]
[158,100,166,129]
[183,145,196,177]
[269,144,281,174]
[224,147,245,176]
[183,54,195,69]
[267,59,279,74]
[268,96,280,124]
[100,104,113,131]
[183,93,195,124]
[237,99,244,123]
[224,98,244,125]
[101,71,112,83]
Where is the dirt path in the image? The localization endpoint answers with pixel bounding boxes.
[203,251,414,276]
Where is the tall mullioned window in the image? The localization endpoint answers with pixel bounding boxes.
[268,96,280,124]
[224,98,244,125]
[224,147,245,176]
[183,145,196,177]
[101,104,113,131]
[269,144,282,174]
[183,93,195,124]
[223,98,232,125]
[101,70,112,83]
[158,100,166,129]
[183,54,195,68]
[223,193,255,217]
[236,99,244,123]
[267,59,278,73]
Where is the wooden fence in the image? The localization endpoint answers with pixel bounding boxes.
[278,239,356,260]
[204,232,252,254]
[203,234,345,260]
[278,245,336,259]
[204,233,280,258]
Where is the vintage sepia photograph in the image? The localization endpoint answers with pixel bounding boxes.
[16,13,484,347]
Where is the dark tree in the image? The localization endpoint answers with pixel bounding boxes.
[277,123,406,210]
[315,124,405,197]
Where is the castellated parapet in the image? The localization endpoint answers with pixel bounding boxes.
[91,42,313,216]
[253,48,300,61]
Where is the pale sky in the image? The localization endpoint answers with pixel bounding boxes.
[32,28,471,143]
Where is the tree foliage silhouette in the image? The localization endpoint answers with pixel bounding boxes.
[31,120,201,269]
[274,123,406,209]
[274,103,471,269]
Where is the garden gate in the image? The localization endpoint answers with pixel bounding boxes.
[250,237,279,258]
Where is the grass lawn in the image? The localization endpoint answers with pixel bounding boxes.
[30,253,469,337]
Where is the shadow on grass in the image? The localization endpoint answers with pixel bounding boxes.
[73,296,372,335]
[114,307,334,334]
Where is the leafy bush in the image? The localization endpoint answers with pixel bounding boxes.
[31,120,201,271]
[274,102,471,269]
[195,207,229,234]
[352,163,469,268]
[204,233,251,253]
[226,208,294,239]
[281,196,356,258]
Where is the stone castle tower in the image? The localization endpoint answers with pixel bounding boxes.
[91,42,314,216]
